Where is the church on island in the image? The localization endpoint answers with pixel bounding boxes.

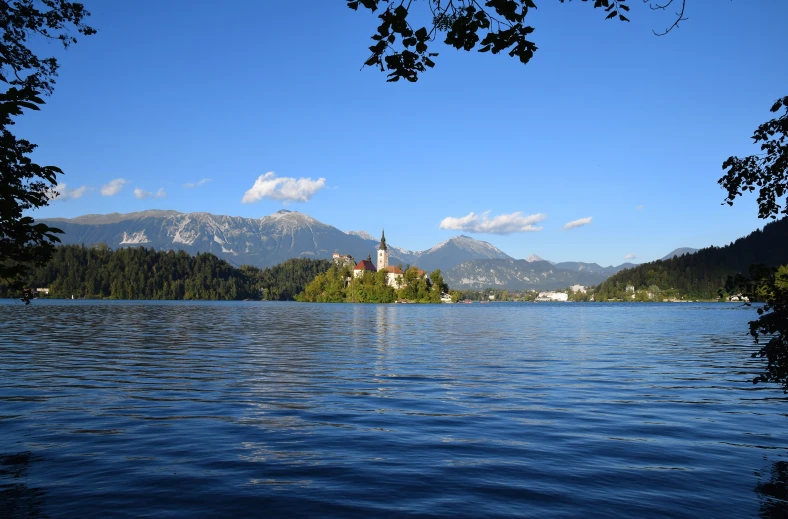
[331,230,427,288]
[352,230,405,287]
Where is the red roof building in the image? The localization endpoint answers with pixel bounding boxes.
[353,258,377,274]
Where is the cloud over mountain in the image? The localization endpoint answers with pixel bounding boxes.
[564,217,592,230]
[242,172,326,204]
[134,187,167,199]
[51,183,89,201]
[624,253,636,260]
[101,178,127,196]
[439,211,545,234]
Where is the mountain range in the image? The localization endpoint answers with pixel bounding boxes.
[40,210,510,272]
[39,209,676,290]
[443,259,635,290]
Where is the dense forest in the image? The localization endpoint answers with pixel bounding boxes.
[0,244,331,301]
[596,218,788,300]
[257,258,332,301]
[298,264,448,303]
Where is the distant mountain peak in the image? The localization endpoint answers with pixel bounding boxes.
[426,235,509,256]
[661,247,698,261]
[525,254,545,263]
[347,230,375,241]
[270,209,301,218]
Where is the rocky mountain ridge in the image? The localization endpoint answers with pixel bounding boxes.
[39,210,510,271]
[444,258,634,290]
[40,209,685,288]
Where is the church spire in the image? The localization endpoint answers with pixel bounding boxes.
[376,229,389,271]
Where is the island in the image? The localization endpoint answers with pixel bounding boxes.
[298,231,450,303]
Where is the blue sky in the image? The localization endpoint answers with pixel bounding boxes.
[19,1,788,266]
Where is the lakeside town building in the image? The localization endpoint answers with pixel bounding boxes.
[536,291,569,302]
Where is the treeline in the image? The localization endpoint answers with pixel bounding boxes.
[298,265,447,303]
[597,218,788,300]
[449,289,538,301]
[0,244,331,301]
[258,257,332,300]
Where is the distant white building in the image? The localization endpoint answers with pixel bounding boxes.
[536,291,569,302]
[569,285,586,293]
[626,285,635,293]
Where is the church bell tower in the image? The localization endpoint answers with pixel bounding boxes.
[377,229,388,271]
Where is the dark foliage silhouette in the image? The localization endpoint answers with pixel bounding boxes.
[719,96,788,392]
[720,96,788,220]
[724,265,788,392]
[0,1,95,302]
[348,0,688,82]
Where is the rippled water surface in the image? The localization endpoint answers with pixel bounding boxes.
[1,301,787,518]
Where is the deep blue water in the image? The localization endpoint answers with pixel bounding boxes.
[1,300,786,518]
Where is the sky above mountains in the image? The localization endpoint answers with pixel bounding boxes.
[19,1,788,266]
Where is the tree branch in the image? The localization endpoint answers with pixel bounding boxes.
[648,0,687,36]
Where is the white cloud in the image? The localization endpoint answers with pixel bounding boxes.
[624,253,637,260]
[101,178,127,196]
[564,217,592,230]
[635,205,645,210]
[242,172,326,204]
[134,187,167,200]
[51,183,90,201]
[439,211,546,234]
[183,178,211,188]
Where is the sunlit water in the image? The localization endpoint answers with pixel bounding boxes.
[1,300,786,518]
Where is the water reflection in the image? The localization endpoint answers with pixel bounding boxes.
[0,452,45,518]
[1,300,786,518]
[756,459,788,518]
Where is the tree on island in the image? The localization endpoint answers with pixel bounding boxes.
[298,265,447,303]
[0,1,95,302]
[720,98,788,392]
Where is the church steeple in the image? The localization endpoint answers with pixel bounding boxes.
[377,229,389,271]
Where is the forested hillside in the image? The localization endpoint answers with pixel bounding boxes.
[0,245,331,301]
[257,258,332,300]
[596,218,788,300]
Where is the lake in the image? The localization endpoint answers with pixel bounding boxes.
[1,301,786,518]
